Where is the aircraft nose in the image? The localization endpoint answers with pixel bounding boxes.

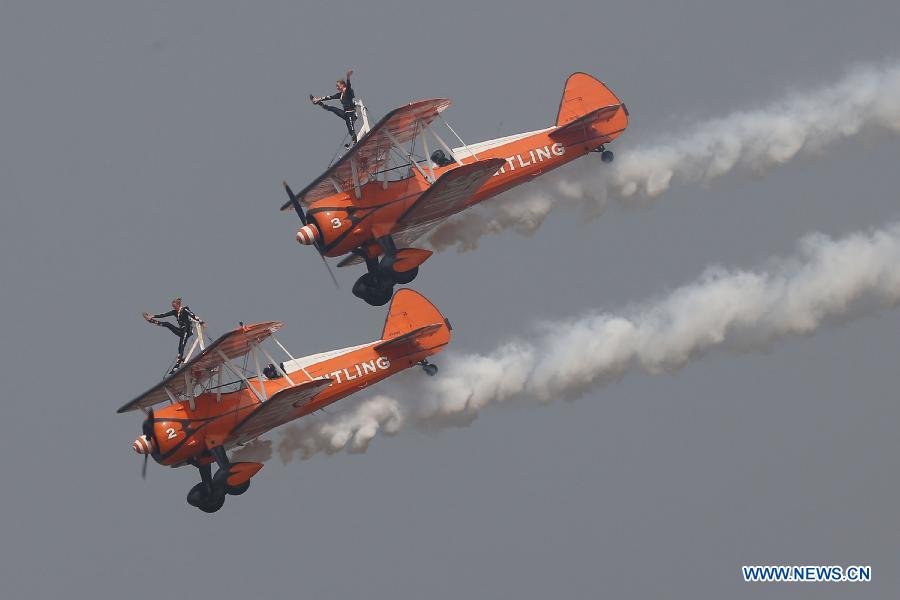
[296,224,320,245]
[133,435,154,454]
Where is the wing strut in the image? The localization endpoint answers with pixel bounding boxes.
[350,155,361,199]
[384,126,433,185]
[438,114,479,160]
[425,124,464,166]
[258,344,295,386]
[184,371,195,411]
[251,345,267,401]
[215,349,265,403]
[272,335,314,382]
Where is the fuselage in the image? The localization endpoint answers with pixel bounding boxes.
[306,118,626,259]
[146,337,437,467]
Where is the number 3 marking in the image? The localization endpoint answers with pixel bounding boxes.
[330,217,342,229]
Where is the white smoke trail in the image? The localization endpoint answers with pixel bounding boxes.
[277,219,900,462]
[427,60,900,252]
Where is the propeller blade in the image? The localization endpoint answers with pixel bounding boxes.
[283,181,307,225]
[283,181,339,288]
[140,407,155,480]
[319,253,339,289]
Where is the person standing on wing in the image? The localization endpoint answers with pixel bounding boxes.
[143,297,205,375]
[310,69,358,146]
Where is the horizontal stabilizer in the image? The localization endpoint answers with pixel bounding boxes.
[374,323,443,352]
[550,104,621,138]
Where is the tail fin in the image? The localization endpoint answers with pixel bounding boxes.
[380,289,451,353]
[556,72,628,128]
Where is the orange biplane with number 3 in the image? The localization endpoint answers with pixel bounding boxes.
[282,72,628,305]
[119,290,450,513]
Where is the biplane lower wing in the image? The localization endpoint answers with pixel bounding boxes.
[117,322,284,414]
[227,378,332,445]
[549,104,622,139]
[391,157,506,249]
[280,98,452,209]
[335,158,505,267]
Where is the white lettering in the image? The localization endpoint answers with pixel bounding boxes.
[361,360,377,375]
[326,357,392,386]
[551,142,565,156]
[535,146,552,161]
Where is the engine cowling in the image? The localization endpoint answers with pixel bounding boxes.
[301,192,356,249]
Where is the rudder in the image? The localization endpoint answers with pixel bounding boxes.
[556,72,626,126]
[381,289,450,344]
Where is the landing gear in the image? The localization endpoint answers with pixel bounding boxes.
[185,447,254,513]
[592,144,615,163]
[352,272,393,306]
[351,236,425,305]
[187,482,226,513]
[420,359,438,376]
[186,462,226,514]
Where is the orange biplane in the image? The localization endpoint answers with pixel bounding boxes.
[282,72,628,305]
[118,290,450,513]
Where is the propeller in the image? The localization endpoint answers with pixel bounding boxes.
[283,181,339,288]
[140,407,156,480]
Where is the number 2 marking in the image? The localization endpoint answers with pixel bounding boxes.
[166,427,177,440]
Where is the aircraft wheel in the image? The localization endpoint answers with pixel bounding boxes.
[197,492,226,513]
[188,482,206,507]
[364,285,392,306]
[601,150,614,163]
[226,481,251,496]
[353,273,393,306]
[423,363,438,376]
[187,482,225,512]
[187,482,209,508]
[392,266,418,285]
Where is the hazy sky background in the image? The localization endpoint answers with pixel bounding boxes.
[2,1,900,598]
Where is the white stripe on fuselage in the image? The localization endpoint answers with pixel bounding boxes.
[451,126,554,159]
[282,342,374,374]
[282,342,393,385]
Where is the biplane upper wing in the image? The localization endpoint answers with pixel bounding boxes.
[280,98,452,209]
[116,322,284,413]
[390,157,506,249]
[226,378,333,445]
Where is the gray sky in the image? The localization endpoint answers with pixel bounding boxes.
[2,1,900,598]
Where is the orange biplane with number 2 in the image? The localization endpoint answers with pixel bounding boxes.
[282,72,629,305]
[118,290,450,513]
